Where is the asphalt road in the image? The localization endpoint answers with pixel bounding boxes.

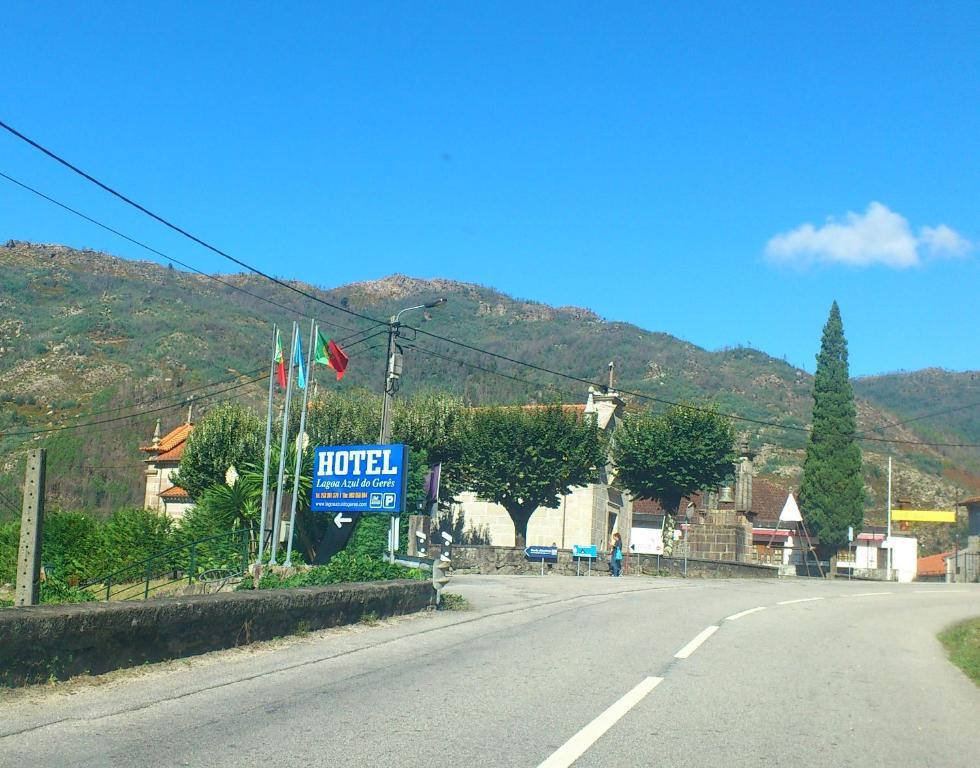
[1,576,978,767]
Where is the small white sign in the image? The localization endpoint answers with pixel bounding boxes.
[779,493,803,523]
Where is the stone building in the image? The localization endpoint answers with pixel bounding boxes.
[140,418,194,519]
[950,495,980,582]
[630,441,816,566]
[454,389,633,552]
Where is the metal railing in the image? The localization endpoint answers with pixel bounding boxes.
[81,528,253,602]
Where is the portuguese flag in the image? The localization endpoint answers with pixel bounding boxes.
[274,329,287,389]
[314,331,349,381]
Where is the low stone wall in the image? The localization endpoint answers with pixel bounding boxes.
[0,580,433,686]
[449,545,779,579]
[630,553,779,579]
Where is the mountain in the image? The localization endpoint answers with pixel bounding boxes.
[0,240,976,524]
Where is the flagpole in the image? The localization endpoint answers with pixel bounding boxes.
[284,318,316,567]
[270,321,298,565]
[255,323,278,567]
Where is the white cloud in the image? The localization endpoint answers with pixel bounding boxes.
[919,224,972,257]
[764,202,972,268]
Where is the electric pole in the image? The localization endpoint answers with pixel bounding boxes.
[380,298,447,562]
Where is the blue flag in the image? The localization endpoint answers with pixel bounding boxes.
[294,332,306,390]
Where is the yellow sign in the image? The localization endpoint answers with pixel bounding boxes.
[891,509,956,523]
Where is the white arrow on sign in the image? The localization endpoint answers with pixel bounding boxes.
[333,513,353,528]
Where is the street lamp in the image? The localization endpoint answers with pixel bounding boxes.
[379,298,447,444]
[380,298,447,561]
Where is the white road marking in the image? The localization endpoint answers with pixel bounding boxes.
[776,597,825,605]
[537,676,664,768]
[914,589,966,594]
[845,592,892,597]
[674,625,719,659]
[725,606,767,621]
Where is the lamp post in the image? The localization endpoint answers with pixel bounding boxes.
[380,298,447,562]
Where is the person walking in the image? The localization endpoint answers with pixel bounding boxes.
[609,532,623,577]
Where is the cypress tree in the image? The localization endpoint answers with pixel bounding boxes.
[799,301,864,550]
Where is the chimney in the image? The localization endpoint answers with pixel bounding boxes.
[151,418,161,449]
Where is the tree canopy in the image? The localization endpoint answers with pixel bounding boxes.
[612,403,736,515]
[799,301,864,550]
[173,402,263,500]
[460,405,605,548]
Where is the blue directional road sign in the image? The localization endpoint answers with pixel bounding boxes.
[311,444,408,514]
[525,546,558,561]
[572,544,598,559]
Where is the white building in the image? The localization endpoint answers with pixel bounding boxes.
[836,531,918,583]
[141,419,194,519]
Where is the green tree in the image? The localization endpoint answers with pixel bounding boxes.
[102,507,174,575]
[304,388,380,447]
[393,391,468,500]
[173,402,263,500]
[41,510,105,581]
[799,301,864,550]
[612,403,736,515]
[460,405,605,548]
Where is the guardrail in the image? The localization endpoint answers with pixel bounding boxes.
[80,528,252,601]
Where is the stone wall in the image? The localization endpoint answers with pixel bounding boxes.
[0,580,433,686]
[685,509,756,563]
[448,545,779,579]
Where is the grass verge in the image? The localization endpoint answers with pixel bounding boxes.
[939,617,980,686]
[438,593,471,611]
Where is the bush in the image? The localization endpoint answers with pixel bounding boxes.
[242,553,424,591]
[40,575,97,604]
[173,401,263,500]
[102,507,174,578]
[0,521,20,584]
[41,511,104,582]
[174,504,250,575]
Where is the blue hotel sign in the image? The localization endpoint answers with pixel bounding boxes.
[311,444,408,514]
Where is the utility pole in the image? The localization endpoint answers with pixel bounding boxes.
[15,449,46,606]
[886,456,892,580]
[380,299,447,562]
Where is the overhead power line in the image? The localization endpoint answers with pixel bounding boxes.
[0,170,359,335]
[0,120,388,336]
[855,399,980,437]
[405,342,572,399]
[406,339,980,449]
[50,367,265,424]
[3,121,975,450]
[0,372,269,438]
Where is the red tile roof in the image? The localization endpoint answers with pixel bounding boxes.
[141,423,194,463]
[154,442,186,463]
[470,404,587,413]
[159,485,191,500]
[750,477,794,523]
[141,423,194,453]
[917,551,952,577]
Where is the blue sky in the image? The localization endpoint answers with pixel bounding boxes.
[2,2,977,377]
